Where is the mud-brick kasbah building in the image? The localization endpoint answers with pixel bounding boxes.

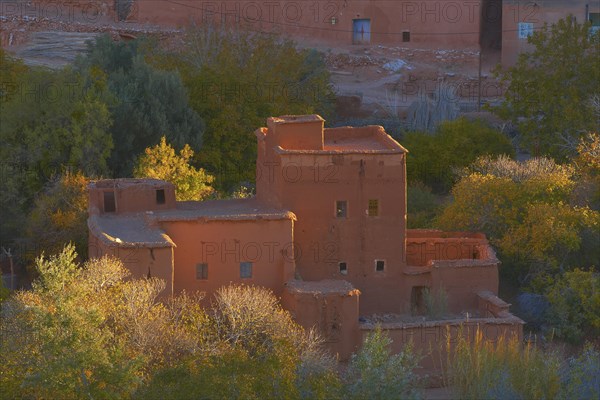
[88,115,523,363]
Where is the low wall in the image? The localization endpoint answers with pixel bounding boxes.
[406,229,492,267]
[360,315,524,373]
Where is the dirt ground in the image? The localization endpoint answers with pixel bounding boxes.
[1,11,505,120]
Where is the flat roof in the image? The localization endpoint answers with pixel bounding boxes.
[90,178,173,189]
[269,115,324,124]
[286,279,358,295]
[89,199,295,248]
[89,215,175,248]
[154,198,296,222]
[324,136,389,151]
[276,125,407,154]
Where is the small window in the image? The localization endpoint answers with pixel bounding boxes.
[590,13,600,34]
[368,199,379,217]
[402,31,410,42]
[336,201,347,218]
[518,22,533,39]
[339,262,348,275]
[196,263,208,280]
[103,191,116,213]
[375,260,385,272]
[156,189,165,204]
[240,262,253,279]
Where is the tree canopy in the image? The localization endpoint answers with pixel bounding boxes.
[492,15,600,158]
[76,35,205,177]
[134,137,215,201]
[154,26,335,190]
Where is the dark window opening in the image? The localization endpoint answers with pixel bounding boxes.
[411,286,428,315]
[336,201,347,218]
[156,189,166,204]
[240,262,253,278]
[339,262,348,275]
[375,260,385,272]
[590,13,600,34]
[368,199,379,217]
[402,31,411,42]
[103,191,116,213]
[196,263,208,280]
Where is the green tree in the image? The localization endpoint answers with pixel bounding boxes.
[137,284,340,399]
[545,269,600,343]
[438,156,600,287]
[25,172,89,265]
[156,26,335,190]
[134,136,215,201]
[77,35,205,177]
[345,326,421,400]
[404,117,515,192]
[492,16,600,158]
[0,246,144,399]
[0,67,113,247]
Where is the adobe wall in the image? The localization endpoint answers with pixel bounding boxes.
[132,1,483,49]
[406,230,489,267]
[360,316,524,372]
[159,218,295,300]
[257,148,406,315]
[88,232,174,294]
[282,280,361,360]
[88,180,176,215]
[501,1,599,66]
[430,261,499,313]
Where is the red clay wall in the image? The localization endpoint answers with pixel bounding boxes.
[88,232,174,294]
[89,180,176,215]
[282,281,360,360]
[360,317,524,372]
[256,143,406,315]
[132,0,483,49]
[159,218,295,300]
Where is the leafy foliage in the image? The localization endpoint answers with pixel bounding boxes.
[492,16,600,158]
[545,269,600,343]
[0,246,144,399]
[25,173,89,266]
[77,35,205,177]
[0,66,112,247]
[155,25,335,190]
[404,118,514,192]
[134,137,215,201]
[406,182,441,228]
[438,155,600,287]
[345,327,421,400]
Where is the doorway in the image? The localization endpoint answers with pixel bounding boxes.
[353,19,371,44]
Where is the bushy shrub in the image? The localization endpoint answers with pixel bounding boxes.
[404,118,514,192]
[544,269,600,343]
[406,182,441,228]
[345,326,422,400]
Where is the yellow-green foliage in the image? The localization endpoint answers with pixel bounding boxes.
[438,155,600,285]
[26,172,90,265]
[0,246,340,399]
[134,136,215,201]
[404,117,514,192]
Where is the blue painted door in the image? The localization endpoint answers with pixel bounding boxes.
[353,19,371,44]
